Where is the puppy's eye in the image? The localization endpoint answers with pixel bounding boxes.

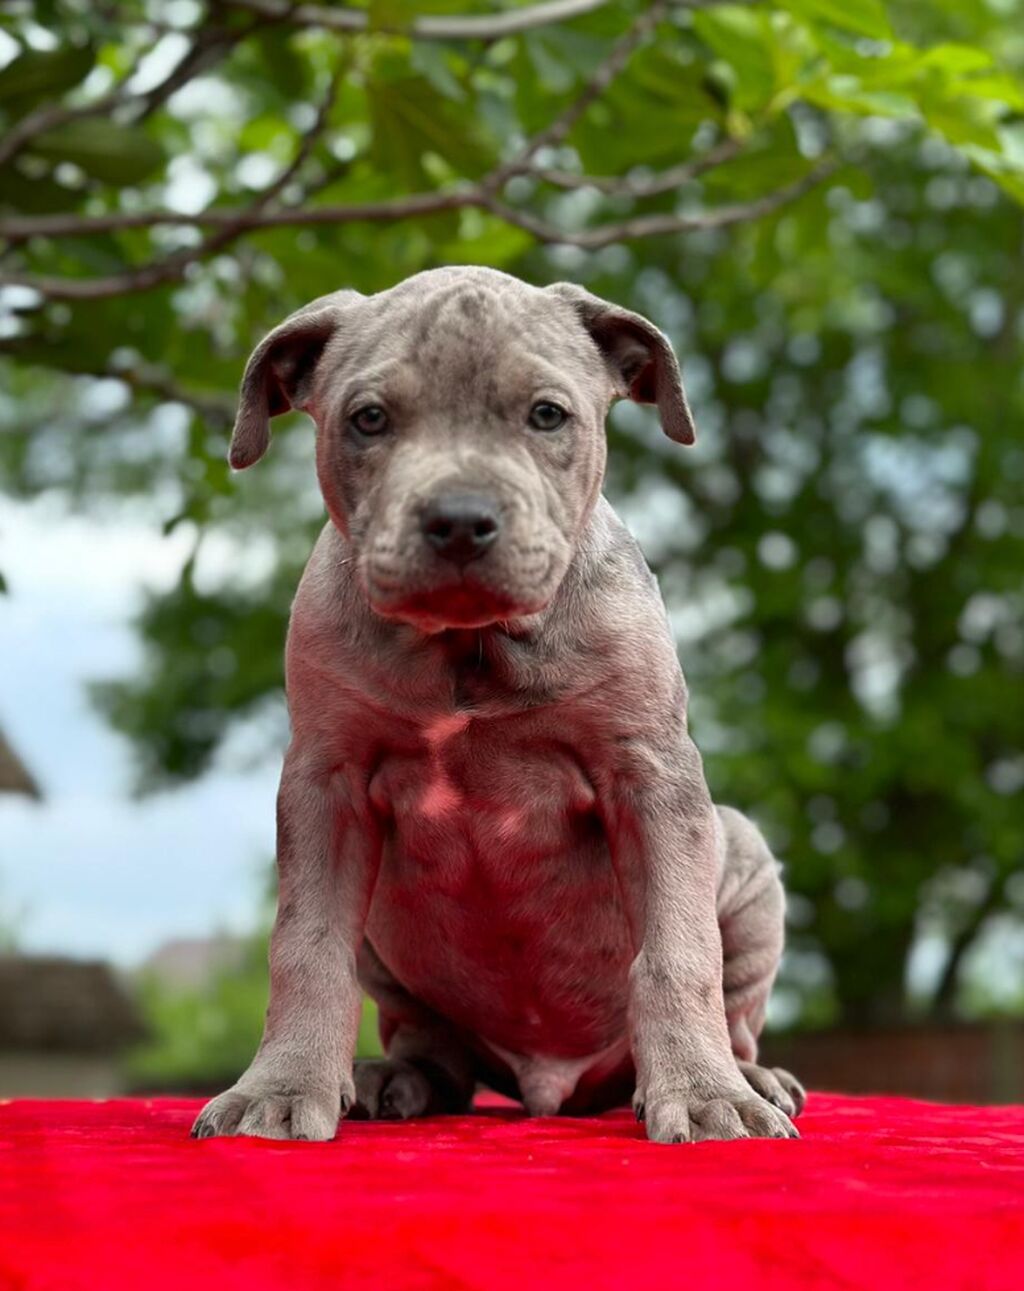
[528,401,568,432]
[350,405,389,436]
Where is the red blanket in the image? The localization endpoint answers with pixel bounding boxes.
[1,1094,1022,1290]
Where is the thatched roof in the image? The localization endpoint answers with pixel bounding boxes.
[0,956,146,1052]
[0,728,41,799]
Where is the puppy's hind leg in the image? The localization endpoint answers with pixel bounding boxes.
[716,806,806,1118]
[351,940,477,1121]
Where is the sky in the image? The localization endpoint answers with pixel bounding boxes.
[1,496,279,967]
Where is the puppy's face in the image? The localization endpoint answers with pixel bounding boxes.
[229,268,694,632]
[315,283,612,630]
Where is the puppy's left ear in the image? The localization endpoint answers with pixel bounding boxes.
[229,289,362,469]
[546,282,696,445]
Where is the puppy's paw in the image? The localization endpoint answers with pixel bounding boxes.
[737,1060,806,1118]
[191,1078,347,1142]
[350,1058,434,1120]
[635,1083,798,1144]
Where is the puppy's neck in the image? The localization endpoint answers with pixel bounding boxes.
[315,501,632,720]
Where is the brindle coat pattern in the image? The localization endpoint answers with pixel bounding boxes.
[192,267,804,1144]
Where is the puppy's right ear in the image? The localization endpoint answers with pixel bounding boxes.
[229,292,359,469]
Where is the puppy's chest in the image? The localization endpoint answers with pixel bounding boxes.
[365,715,631,1055]
[367,715,599,874]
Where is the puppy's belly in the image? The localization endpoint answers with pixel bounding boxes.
[367,841,633,1056]
[365,748,634,1063]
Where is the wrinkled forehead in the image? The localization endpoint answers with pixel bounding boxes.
[319,277,608,413]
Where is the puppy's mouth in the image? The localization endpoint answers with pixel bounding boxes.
[365,567,553,632]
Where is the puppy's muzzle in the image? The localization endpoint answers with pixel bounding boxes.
[421,492,500,568]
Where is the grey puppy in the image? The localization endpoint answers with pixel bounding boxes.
[192,266,804,1145]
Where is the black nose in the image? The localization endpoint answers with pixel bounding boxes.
[421,492,501,567]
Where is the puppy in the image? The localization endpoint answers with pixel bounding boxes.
[192,267,803,1144]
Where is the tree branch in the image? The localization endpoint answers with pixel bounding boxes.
[0,340,236,423]
[0,163,834,299]
[0,90,120,172]
[0,190,472,242]
[488,0,670,184]
[480,157,837,247]
[222,0,616,41]
[0,0,665,247]
[252,62,345,202]
[129,21,262,123]
[931,869,1012,1015]
[0,2,827,301]
[223,0,739,40]
[0,65,350,302]
[0,16,265,170]
[107,361,235,426]
[527,136,744,195]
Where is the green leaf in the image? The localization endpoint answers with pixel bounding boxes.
[0,166,81,213]
[920,93,1002,150]
[702,121,812,202]
[523,30,578,93]
[27,118,165,185]
[778,0,892,40]
[951,72,1024,112]
[806,30,923,85]
[0,43,94,105]
[439,212,534,266]
[408,43,466,102]
[965,123,1024,204]
[919,43,994,75]
[367,66,491,184]
[692,7,779,112]
[250,28,308,100]
[801,75,916,118]
[368,0,415,31]
[971,158,1024,205]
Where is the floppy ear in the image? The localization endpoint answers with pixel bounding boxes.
[229,291,360,469]
[546,282,696,445]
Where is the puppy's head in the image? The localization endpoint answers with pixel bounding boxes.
[229,267,695,631]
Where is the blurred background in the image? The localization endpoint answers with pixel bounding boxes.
[1,0,1022,1103]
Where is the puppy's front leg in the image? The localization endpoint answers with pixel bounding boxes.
[192,754,379,1141]
[611,737,796,1144]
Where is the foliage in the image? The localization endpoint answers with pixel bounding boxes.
[2,1,1024,1032]
[127,929,382,1091]
[127,936,272,1091]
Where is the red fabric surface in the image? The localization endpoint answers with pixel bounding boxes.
[1,1093,1023,1290]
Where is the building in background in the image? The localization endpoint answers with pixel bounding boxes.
[0,956,146,1097]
